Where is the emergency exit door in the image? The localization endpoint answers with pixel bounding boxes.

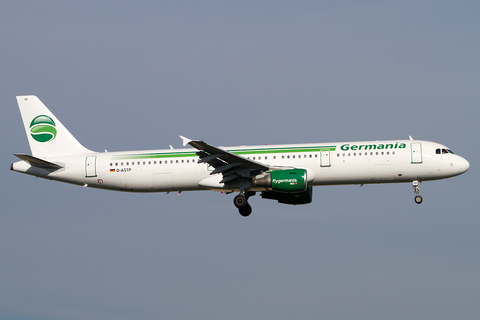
[320,150,331,167]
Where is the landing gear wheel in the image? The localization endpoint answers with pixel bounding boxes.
[234,193,248,208]
[414,195,423,204]
[239,204,252,217]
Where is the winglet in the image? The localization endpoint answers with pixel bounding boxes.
[179,135,192,147]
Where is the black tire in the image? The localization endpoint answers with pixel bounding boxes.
[414,195,423,204]
[234,194,248,208]
[239,204,252,217]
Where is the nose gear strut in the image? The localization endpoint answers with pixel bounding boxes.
[412,180,423,204]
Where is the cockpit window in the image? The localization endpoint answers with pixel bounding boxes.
[436,148,455,155]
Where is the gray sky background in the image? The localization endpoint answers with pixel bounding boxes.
[1,1,479,319]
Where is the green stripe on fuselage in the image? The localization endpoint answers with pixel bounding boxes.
[112,151,196,160]
[111,145,337,160]
[232,146,336,155]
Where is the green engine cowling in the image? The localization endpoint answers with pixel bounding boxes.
[253,169,307,192]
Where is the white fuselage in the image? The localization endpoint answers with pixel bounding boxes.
[11,139,470,193]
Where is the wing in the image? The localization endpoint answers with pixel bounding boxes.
[180,136,269,184]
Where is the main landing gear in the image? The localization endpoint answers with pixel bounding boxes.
[234,191,255,217]
[412,180,423,204]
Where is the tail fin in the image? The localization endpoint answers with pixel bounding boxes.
[16,95,93,158]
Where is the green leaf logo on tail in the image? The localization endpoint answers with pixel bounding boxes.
[30,115,57,142]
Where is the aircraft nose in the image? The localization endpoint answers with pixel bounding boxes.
[457,156,470,174]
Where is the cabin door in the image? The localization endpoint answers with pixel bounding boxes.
[411,143,423,164]
[85,156,97,177]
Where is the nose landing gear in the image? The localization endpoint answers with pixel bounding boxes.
[233,192,255,217]
[413,180,423,204]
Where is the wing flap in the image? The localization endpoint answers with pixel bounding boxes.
[220,173,241,184]
[211,162,243,175]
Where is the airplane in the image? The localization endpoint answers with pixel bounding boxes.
[11,96,470,217]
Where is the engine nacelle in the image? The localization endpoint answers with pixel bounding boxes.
[253,169,307,192]
[262,186,313,205]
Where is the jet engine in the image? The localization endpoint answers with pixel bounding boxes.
[253,169,307,192]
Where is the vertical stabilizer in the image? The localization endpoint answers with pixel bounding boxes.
[16,95,93,158]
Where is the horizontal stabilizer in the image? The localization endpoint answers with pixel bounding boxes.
[13,153,63,169]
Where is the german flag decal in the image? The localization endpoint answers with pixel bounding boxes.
[110,169,115,172]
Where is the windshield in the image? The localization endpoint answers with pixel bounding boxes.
[436,148,455,155]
